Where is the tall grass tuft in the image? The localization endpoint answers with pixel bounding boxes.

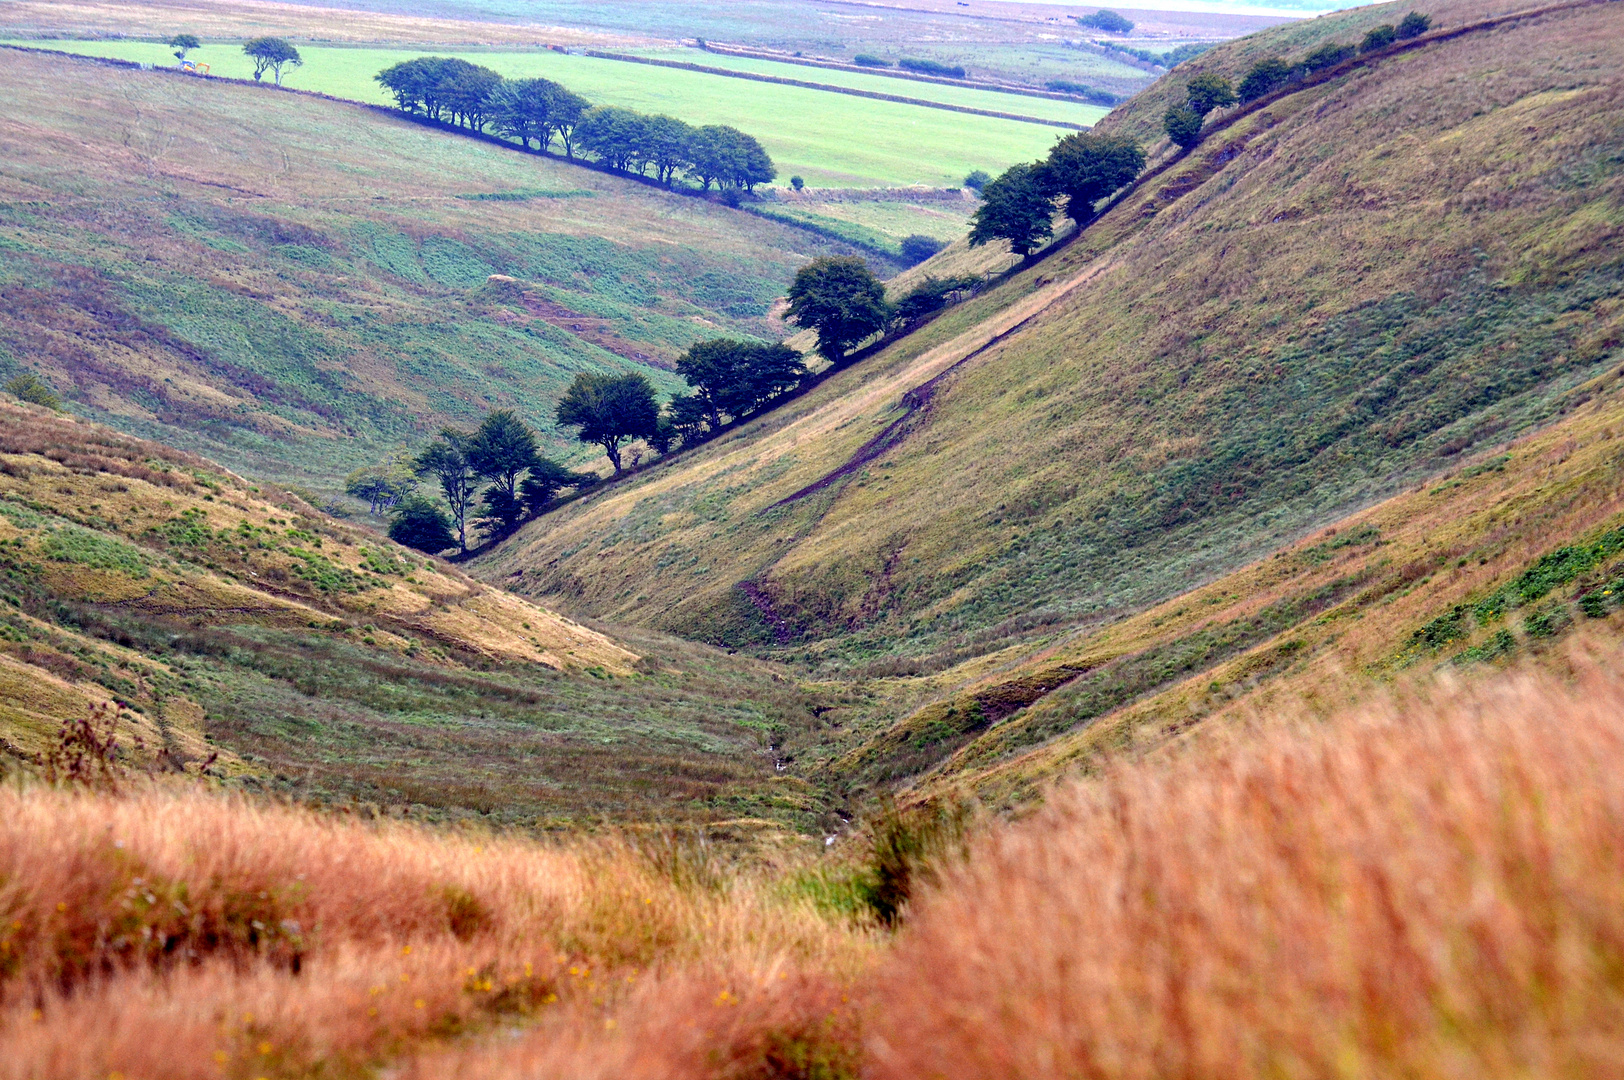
[871,663,1624,1079]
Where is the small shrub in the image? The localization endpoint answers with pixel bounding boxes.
[962,169,991,191]
[1302,42,1355,73]
[1397,11,1432,38]
[898,234,947,266]
[1361,24,1398,53]
[790,175,804,191]
[852,54,890,67]
[4,372,62,411]
[897,58,967,79]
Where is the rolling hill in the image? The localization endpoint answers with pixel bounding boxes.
[480,0,1624,686]
[0,47,874,499]
[0,400,834,828]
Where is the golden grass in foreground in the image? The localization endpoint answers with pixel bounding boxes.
[874,653,1624,1079]
[9,658,1624,1078]
[0,787,871,1079]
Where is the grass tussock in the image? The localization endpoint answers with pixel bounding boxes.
[872,659,1624,1079]
[0,785,873,1079]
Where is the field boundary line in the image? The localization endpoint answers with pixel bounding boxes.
[582,50,1086,129]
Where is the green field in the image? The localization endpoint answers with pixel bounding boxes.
[625,48,1109,126]
[8,40,1085,188]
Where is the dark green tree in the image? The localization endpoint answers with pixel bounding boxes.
[388,496,456,555]
[441,65,502,130]
[1397,12,1431,38]
[642,114,696,185]
[413,429,479,553]
[169,34,200,63]
[467,410,541,529]
[243,37,301,85]
[968,163,1054,256]
[1302,42,1354,73]
[544,86,590,157]
[1076,9,1134,33]
[1360,24,1398,53]
[665,392,715,446]
[490,78,556,148]
[1238,57,1294,102]
[890,275,979,326]
[1041,131,1145,222]
[4,372,62,410]
[785,257,890,362]
[963,169,991,191]
[520,460,596,513]
[1185,73,1237,116]
[577,107,647,172]
[555,373,660,474]
[677,339,809,425]
[1163,104,1204,150]
[790,175,805,191]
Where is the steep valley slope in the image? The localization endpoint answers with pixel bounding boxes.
[481,0,1624,680]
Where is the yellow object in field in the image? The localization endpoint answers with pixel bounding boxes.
[178,60,210,74]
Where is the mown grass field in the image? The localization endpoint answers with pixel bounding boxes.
[481,0,1624,680]
[7,39,1084,188]
[0,48,885,496]
[623,47,1119,125]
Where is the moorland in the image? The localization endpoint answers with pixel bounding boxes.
[2,0,1624,1075]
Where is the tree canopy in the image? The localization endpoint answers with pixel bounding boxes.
[556,373,660,474]
[1076,9,1134,33]
[1184,73,1237,117]
[675,339,808,433]
[786,257,890,362]
[969,163,1054,257]
[345,449,417,517]
[374,61,773,190]
[243,37,301,85]
[1041,131,1145,222]
[1238,57,1294,103]
[413,430,478,553]
[388,496,456,555]
[169,34,200,62]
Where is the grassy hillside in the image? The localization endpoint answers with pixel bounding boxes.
[0,400,837,828]
[480,0,1624,677]
[838,364,1624,803]
[0,48,883,497]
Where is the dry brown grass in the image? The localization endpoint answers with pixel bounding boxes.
[0,783,872,1078]
[872,655,1624,1080]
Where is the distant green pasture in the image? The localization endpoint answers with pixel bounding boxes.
[7,40,1088,188]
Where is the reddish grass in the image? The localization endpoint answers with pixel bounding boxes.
[871,658,1624,1079]
[0,787,870,1079]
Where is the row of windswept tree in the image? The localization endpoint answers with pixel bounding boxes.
[375,57,776,191]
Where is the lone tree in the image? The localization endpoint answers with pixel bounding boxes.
[413,429,479,553]
[388,497,456,555]
[1164,105,1204,150]
[468,409,541,532]
[520,459,596,513]
[1360,24,1398,53]
[968,163,1054,257]
[344,448,417,516]
[1076,9,1134,33]
[243,37,301,85]
[1042,131,1145,222]
[785,256,889,363]
[169,34,200,63]
[1397,11,1431,38]
[555,372,660,474]
[4,372,62,410]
